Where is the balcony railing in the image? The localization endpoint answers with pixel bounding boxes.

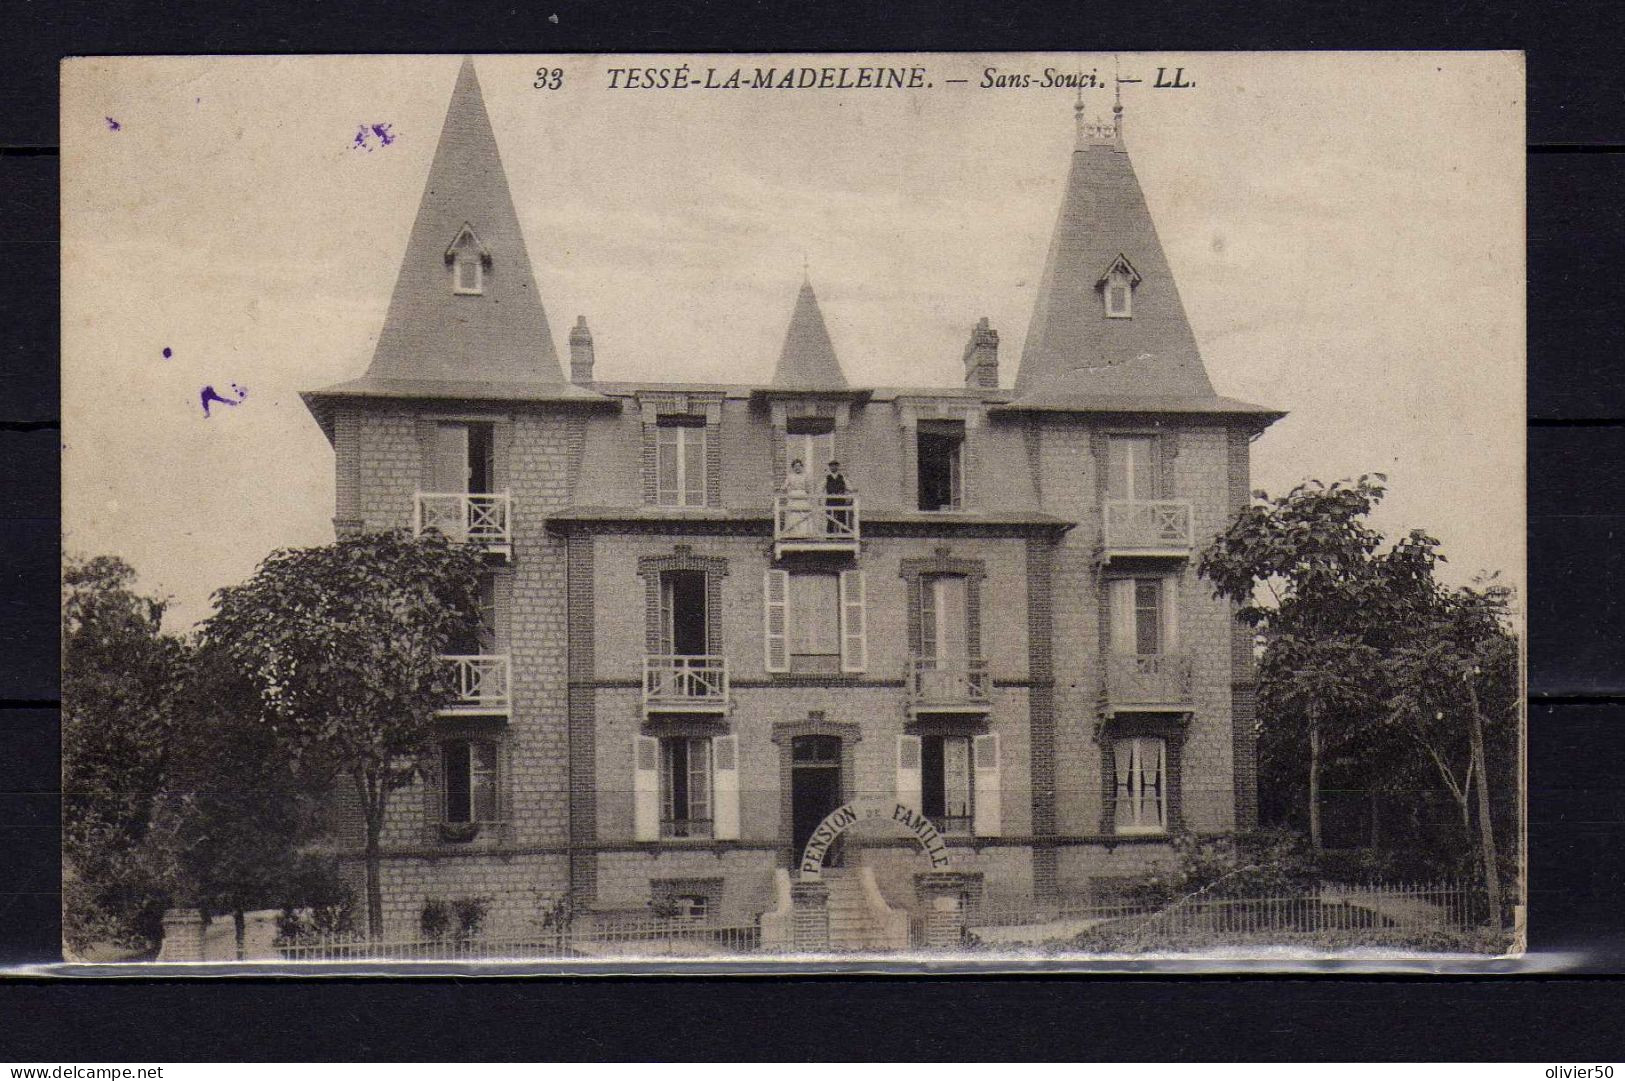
[440,654,511,715]
[1101,500,1193,559]
[1103,652,1194,712]
[415,492,513,558]
[773,493,860,557]
[907,656,992,712]
[643,654,730,713]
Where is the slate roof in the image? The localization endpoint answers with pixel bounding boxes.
[1009,107,1274,420]
[768,278,851,390]
[305,57,603,437]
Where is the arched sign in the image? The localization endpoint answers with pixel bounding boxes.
[799,799,952,881]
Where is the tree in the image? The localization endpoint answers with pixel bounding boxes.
[1200,477,1521,925]
[203,531,485,937]
[1198,476,1425,849]
[1381,575,1520,923]
[161,652,334,958]
[61,555,190,953]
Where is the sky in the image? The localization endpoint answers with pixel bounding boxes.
[61,52,1526,630]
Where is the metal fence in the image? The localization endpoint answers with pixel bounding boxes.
[962,882,1483,946]
[277,919,763,962]
[275,882,1484,960]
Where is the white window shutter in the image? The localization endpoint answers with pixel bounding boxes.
[896,735,922,812]
[633,735,660,841]
[839,570,867,673]
[1107,578,1137,654]
[972,732,1002,837]
[763,570,789,673]
[712,735,740,840]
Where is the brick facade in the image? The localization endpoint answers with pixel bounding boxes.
[303,62,1280,938]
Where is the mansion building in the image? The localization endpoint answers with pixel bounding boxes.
[301,59,1282,944]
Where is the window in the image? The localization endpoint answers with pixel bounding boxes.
[442,738,498,824]
[447,574,499,656]
[785,416,835,481]
[430,422,495,494]
[921,735,973,834]
[453,255,483,295]
[655,416,708,507]
[1108,576,1176,656]
[660,737,713,838]
[1099,254,1140,319]
[659,570,709,656]
[1112,736,1167,833]
[919,575,969,666]
[1105,435,1156,501]
[764,569,866,674]
[917,419,965,511]
[447,223,489,296]
[897,732,1001,837]
[789,573,840,672]
[1105,274,1131,318]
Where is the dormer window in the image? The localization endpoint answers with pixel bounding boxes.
[1098,254,1142,320]
[445,222,491,297]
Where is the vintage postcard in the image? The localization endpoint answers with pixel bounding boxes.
[59,52,1525,966]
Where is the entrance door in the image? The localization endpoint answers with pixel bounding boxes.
[790,735,843,868]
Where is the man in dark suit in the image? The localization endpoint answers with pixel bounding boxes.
[823,460,852,536]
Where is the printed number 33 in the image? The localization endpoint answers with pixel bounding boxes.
[534,68,565,90]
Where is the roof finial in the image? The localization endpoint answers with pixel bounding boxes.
[801,249,811,283]
[1112,55,1125,143]
[1073,82,1087,149]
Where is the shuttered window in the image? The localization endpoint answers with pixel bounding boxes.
[1113,737,1168,834]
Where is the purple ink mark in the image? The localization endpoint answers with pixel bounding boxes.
[352,123,396,151]
[105,117,121,131]
[162,347,173,359]
[200,383,248,417]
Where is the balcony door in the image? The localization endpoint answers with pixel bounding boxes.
[919,575,969,698]
[660,571,709,657]
[1105,435,1156,501]
[1108,577,1176,657]
[431,422,494,494]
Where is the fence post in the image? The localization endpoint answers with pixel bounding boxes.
[790,881,831,952]
[157,908,207,962]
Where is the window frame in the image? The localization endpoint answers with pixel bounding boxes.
[1112,735,1168,835]
[920,733,975,835]
[915,421,966,512]
[453,255,484,296]
[659,736,714,839]
[441,736,500,826]
[655,417,709,508]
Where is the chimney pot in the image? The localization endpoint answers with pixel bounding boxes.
[962,317,1000,389]
[569,315,594,385]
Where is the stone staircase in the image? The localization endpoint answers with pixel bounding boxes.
[824,867,910,951]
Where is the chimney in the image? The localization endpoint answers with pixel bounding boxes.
[962,317,999,389]
[569,315,594,385]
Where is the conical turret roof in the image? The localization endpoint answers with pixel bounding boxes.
[1012,105,1236,409]
[770,277,850,390]
[305,57,605,432]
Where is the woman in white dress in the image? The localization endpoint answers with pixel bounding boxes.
[782,458,813,537]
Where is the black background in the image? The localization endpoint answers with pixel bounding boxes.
[3,0,1623,1061]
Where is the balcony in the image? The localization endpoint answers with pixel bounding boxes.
[643,654,730,715]
[1101,500,1193,561]
[1103,653,1194,713]
[907,656,992,714]
[440,654,511,716]
[773,494,860,559]
[415,492,513,560]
